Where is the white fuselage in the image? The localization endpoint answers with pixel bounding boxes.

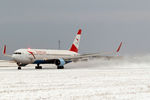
[12,49,79,64]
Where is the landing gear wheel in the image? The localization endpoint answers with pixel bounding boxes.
[18,67,21,70]
[35,66,42,69]
[57,66,64,69]
[35,64,42,69]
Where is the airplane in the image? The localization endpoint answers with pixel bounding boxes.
[3,29,122,70]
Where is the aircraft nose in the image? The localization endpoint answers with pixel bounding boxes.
[12,54,18,61]
[12,54,32,64]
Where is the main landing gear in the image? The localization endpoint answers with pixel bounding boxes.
[35,64,42,69]
[18,66,21,70]
[57,66,64,69]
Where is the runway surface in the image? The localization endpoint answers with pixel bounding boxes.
[0,55,150,100]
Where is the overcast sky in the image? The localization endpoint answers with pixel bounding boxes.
[0,0,150,56]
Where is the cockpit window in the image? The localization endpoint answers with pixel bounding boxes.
[14,52,22,54]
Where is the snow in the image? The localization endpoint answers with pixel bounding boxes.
[0,55,150,100]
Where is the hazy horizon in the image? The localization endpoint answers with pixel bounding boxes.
[1,0,150,57]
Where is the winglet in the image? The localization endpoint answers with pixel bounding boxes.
[3,45,6,55]
[116,42,122,52]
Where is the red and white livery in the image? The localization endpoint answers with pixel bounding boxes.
[3,29,122,70]
[70,29,81,53]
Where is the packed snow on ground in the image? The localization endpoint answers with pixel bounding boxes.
[0,55,150,100]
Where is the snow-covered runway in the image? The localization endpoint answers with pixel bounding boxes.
[0,55,150,100]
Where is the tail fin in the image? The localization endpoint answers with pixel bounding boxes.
[3,45,6,55]
[2,45,12,57]
[116,42,122,52]
[69,29,82,53]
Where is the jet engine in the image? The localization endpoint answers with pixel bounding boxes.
[55,58,66,66]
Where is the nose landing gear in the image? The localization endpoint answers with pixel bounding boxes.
[17,63,22,70]
[17,63,28,70]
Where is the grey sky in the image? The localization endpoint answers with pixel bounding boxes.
[0,0,150,56]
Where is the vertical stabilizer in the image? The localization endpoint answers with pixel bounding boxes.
[69,29,82,53]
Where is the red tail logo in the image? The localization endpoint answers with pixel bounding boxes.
[70,29,82,53]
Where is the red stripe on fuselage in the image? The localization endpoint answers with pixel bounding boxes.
[28,51,36,59]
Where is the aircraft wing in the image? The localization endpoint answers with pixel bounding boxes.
[64,52,117,62]
[64,42,123,62]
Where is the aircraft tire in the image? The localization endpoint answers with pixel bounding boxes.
[57,66,64,69]
[35,66,42,69]
[18,67,21,70]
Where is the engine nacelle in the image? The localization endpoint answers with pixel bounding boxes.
[55,58,66,66]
